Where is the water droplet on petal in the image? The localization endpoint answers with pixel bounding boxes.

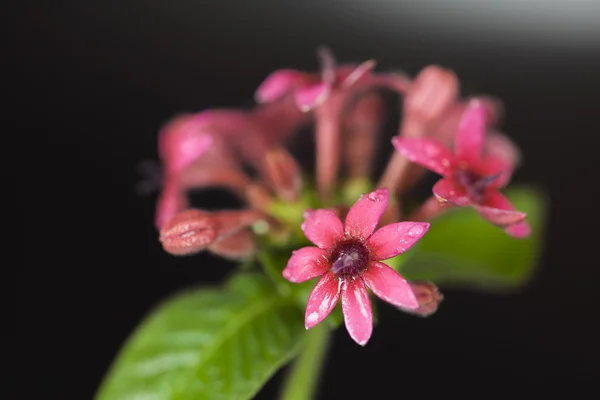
[407,224,424,237]
[366,189,386,202]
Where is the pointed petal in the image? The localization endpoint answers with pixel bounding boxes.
[474,190,527,227]
[363,261,419,309]
[366,222,430,260]
[317,46,336,83]
[344,188,389,240]
[301,209,344,249]
[158,115,214,174]
[342,59,377,87]
[294,83,331,112]
[405,65,459,123]
[283,247,329,283]
[341,278,373,346]
[476,156,513,188]
[255,69,303,103]
[455,100,487,164]
[392,137,455,176]
[485,131,522,169]
[506,221,532,238]
[432,178,470,206]
[305,272,341,329]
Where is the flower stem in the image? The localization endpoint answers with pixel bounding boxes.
[279,323,331,400]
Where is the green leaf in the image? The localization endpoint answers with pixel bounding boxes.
[401,186,548,292]
[96,273,305,400]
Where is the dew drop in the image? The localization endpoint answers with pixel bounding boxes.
[407,224,424,237]
[367,189,385,202]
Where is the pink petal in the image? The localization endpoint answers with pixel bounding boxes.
[158,115,214,175]
[362,261,419,309]
[455,100,487,164]
[473,190,527,227]
[305,272,341,330]
[342,59,377,88]
[405,65,459,123]
[392,137,455,176]
[476,156,513,188]
[506,221,532,238]
[341,278,373,346]
[282,247,328,283]
[366,222,430,260]
[344,188,389,240]
[317,46,337,84]
[485,131,522,170]
[254,69,303,103]
[294,82,331,111]
[432,178,470,206]
[301,209,344,249]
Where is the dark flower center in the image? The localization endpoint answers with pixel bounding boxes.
[454,167,499,204]
[329,239,370,277]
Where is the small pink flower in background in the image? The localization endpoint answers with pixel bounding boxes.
[282,188,430,346]
[254,47,385,112]
[393,100,530,237]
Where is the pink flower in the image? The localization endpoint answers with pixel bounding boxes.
[393,100,530,237]
[254,48,385,112]
[282,188,430,346]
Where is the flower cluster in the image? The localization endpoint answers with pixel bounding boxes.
[151,48,529,346]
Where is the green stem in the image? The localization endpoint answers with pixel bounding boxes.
[279,323,331,400]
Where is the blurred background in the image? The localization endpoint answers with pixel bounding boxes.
[17,0,600,398]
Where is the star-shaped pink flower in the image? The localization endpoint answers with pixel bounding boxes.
[393,100,530,237]
[282,188,430,346]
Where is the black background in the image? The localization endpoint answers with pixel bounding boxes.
[16,1,600,398]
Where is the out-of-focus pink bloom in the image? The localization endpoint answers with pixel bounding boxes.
[282,188,429,346]
[255,48,398,112]
[158,114,214,175]
[393,100,530,237]
[255,48,409,199]
[154,101,308,229]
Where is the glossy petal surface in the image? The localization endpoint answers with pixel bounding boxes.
[432,178,470,206]
[301,209,344,249]
[283,247,328,283]
[367,222,430,260]
[392,137,454,176]
[344,188,389,240]
[363,261,419,309]
[305,272,341,329]
[341,278,373,346]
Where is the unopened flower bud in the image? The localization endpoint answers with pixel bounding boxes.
[405,281,444,317]
[208,230,256,259]
[159,209,218,256]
